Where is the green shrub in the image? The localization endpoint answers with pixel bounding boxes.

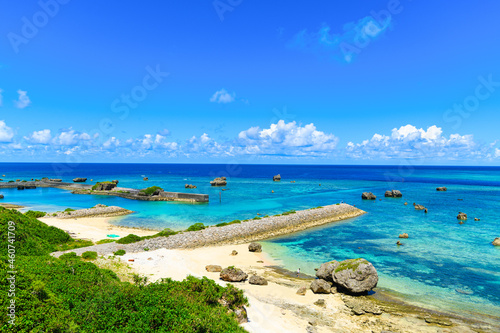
[155,228,177,237]
[139,186,163,196]
[52,213,57,216]
[96,239,116,244]
[64,208,76,212]
[8,180,14,183]
[114,249,126,256]
[215,220,241,227]
[282,210,296,216]
[252,217,262,220]
[59,252,79,260]
[21,180,27,182]
[81,251,98,260]
[186,223,206,232]
[116,234,142,244]
[56,239,94,251]
[25,210,47,218]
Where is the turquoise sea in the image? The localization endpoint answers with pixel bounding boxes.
[1,163,499,322]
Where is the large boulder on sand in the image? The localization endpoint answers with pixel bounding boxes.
[436,187,447,191]
[205,265,222,272]
[220,267,248,282]
[332,258,378,294]
[310,279,332,294]
[248,243,262,252]
[457,212,468,220]
[385,190,403,198]
[361,192,376,200]
[315,260,339,282]
[493,238,500,246]
[249,275,268,285]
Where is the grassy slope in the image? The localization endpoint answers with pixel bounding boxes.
[0,207,247,332]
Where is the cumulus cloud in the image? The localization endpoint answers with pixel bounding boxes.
[53,129,94,146]
[103,137,120,150]
[237,120,338,156]
[0,120,14,142]
[135,134,178,151]
[14,90,31,109]
[346,125,479,160]
[24,129,51,144]
[290,15,391,63]
[210,89,235,104]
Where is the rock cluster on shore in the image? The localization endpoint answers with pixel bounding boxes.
[311,258,378,295]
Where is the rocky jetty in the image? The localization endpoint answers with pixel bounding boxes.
[385,190,403,198]
[53,203,366,256]
[210,177,227,186]
[220,267,248,282]
[73,178,87,182]
[185,184,197,189]
[45,205,133,219]
[361,192,376,200]
[273,174,281,181]
[492,238,500,246]
[457,212,468,220]
[332,258,378,294]
[436,187,447,191]
[93,182,117,191]
[248,242,262,252]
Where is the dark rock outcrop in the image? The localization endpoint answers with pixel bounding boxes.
[24,185,36,189]
[94,182,117,191]
[273,174,281,181]
[492,238,500,246]
[414,204,426,210]
[385,190,402,198]
[73,178,87,182]
[205,265,222,272]
[249,275,268,285]
[457,212,468,220]
[315,260,339,282]
[143,177,148,181]
[49,179,62,182]
[248,242,262,252]
[332,258,378,294]
[220,267,248,282]
[111,180,119,184]
[185,184,197,189]
[210,177,227,186]
[436,187,447,191]
[361,192,376,200]
[17,186,25,190]
[0,194,4,199]
[310,279,332,294]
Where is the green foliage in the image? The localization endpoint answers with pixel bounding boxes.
[116,234,142,244]
[8,180,14,183]
[56,239,94,251]
[21,180,27,182]
[154,228,178,237]
[64,208,76,212]
[0,209,248,332]
[24,210,47,218]
[114,249,126,256]
[186,222,206,232]
[139,186,163,196]
[252,216,262,220]
[81,251,98,260]
[96,239,116,244]
[282,209,296,216]
[215,220,241,227]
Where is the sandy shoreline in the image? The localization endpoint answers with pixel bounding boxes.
[39,215,157,242]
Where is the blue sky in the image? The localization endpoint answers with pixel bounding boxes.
[0,0,499,164]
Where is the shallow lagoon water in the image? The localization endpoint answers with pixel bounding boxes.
[1,163,499,321]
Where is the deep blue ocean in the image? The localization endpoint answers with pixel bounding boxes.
[1,163,499,321]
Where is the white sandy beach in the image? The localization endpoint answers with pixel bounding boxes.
[39,216,158,242]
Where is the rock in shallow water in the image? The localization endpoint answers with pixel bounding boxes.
[361,192,376,200]
[492,238,500,246]
[332,258,378,294]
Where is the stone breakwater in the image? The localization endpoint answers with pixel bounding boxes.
[52,203,365,256]
[44,205,134,219]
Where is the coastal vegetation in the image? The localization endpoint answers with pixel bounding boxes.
[0,207,248,332]
[81,251,98,260]
[113,249,126,256]
[216,219,241,227]
[139,186,163,196]
[186,222,206,232]
[24,210,46,218]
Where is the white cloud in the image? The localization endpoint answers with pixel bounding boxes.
[237,120,338,156]
[103,137,120,150]
[210,89,235,104]
[0,120,14,142]
[346,124,479,160]
[495,148,500,158]
[24,129,51,144]
[53,129,93,146]
[14,90,31,109]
